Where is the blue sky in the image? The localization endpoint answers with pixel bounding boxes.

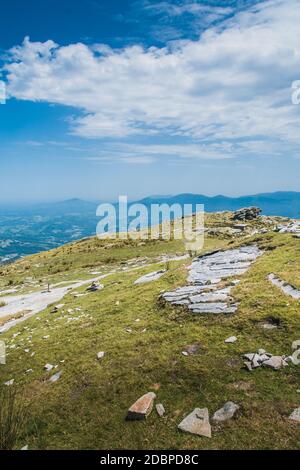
[0,0,300,203]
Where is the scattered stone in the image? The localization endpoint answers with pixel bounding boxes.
[243,350,288,371]
[292,340,300,351]
[251,354,261,369]
[225,336,237,344]
[44,364,54,371]
[126,392,156,421]
[277,221,300,234]
[51,304,64,313]
[156,403,165,417]
[134,270,166,285]
[262,356,288,370]
[49,371,61,383]
[243,353,255,361]
[4,379,14,386]
[97,351,105,360]
[178,408,211,438]
[26,369,33,374]
[212,402,240,422]
[21,445,29,450]
[288,408,300,423]
[87,282,104,292]
[181,351,189,356]
[42,335,49,340]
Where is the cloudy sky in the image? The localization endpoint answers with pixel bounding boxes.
[0,0,300,202]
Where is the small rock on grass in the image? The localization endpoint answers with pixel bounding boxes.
[178,408,211,438]
[225,336,237,344]
[212,402,239,423]
[44,364,54,371]
[49,371,61,383]
[126,392,156,421]
[4,379,14,386]
[288,408,300,423]
[156,403,165,417]
[97,351,105,360]
[258,349,266,355]
[262,356,288,370]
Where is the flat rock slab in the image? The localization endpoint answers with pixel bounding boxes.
[268,274,300,300]
[289,408,300,423]
[278,222,300,234]
[162,246,261,315]
[49,371,61,383]
[134,270,166,285]
[126,392,156,420]
[225,336,237,343]
[212,402,239,422]
[262,356,288,370]
[188,246,261,284]
[189,302,238,314]
[178,408,211,438]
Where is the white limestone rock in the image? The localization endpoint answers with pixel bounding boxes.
[178,408,211,438]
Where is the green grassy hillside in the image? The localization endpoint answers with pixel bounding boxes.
[0,212,299,450]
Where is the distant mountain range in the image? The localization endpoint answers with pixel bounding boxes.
[0,191,299,264]
[139,191,300,218]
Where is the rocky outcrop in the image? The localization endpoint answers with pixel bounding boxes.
[162,246,261,314]
[232,207,261,221]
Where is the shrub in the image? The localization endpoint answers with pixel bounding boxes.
[0,387,28,450]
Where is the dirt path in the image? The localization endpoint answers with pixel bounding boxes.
[0,274,111,334]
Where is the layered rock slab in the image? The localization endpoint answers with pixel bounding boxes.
[162,246,261,314]
[268,274,300,300]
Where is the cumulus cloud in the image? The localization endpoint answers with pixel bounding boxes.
[2,0,300,161]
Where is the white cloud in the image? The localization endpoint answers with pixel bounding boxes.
[2,0,300,160]
[141,1,233,19]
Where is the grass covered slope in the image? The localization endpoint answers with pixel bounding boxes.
[0,213,299,449]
